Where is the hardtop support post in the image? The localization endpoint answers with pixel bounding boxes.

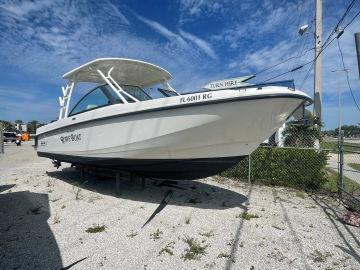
[58,81,75,119]
[64,82,75,118]
[96,68,139,103]
[96,69,128,104]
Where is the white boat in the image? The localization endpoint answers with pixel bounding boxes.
[36,58,312,179]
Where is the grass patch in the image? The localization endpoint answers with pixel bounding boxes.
[150,229,163,241]
[126,230,138,238]
[272,225,285,230]
[323,168,360,194]
[295,191,305,199]
[199,231,214,238]
[159,241,175,256]
[321,141,360,152]
[53,213,60,224]
[72,186,83,200]
[86,224,106,233]
[311,250,332,263]
[217,252,235,263]
[348,163,360,171]
[181,236,208,261]
[238,212,259,220]
[227,238,235,246]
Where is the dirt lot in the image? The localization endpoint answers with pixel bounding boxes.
[0,142,359,270]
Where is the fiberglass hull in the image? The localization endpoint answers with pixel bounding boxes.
[36,87,311,179]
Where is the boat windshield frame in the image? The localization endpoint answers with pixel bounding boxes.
[237,80,296,91]
[58,61,179,120]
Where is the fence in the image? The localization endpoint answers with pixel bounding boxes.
[0,122,3,154]
[220,122,360,212]
[339,137,360,212]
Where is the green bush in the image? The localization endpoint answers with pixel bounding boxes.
[221,147,329,190]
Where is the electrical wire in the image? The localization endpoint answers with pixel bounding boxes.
[322,0,358,48]
[298,0,360,89]
[254,47,314,76]
[337,38,360,113]
[298,35,337,89]
[343,8,360,29]
[253,0,360,86]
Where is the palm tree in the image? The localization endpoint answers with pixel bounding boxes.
[282,114,322,148]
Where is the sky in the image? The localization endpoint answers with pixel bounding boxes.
[0,0,359,130]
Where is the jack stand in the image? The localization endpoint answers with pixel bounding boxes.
[52,160,61,169]
[116,172,121,195]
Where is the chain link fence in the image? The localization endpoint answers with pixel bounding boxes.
[219,120,360,212]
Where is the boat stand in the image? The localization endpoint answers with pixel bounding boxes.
[74,165,146,195]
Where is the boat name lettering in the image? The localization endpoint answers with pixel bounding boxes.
[60,133,81,143]
[210,80,238,89]
[180,93,213,103]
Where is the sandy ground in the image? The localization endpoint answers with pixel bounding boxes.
[0,142,359,270]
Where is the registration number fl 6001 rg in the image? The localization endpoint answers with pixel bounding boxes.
[179,93,213,103]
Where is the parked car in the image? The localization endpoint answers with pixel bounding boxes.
[3,131,16,143]
[3,131,21,146]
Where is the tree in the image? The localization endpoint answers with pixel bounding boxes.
[335,125,360,138]
[0,120,14,130]
[27,120,39,134]
[282,115,322,148]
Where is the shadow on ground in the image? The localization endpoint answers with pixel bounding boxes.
[0,189,63,269]
[47,167,248,210]
[311,195,360,264]
[0,184,15,193]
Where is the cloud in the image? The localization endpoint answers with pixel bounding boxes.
[136,15,217,60]
[179,29,217,59]
[211,1,307,50]
[177,0,229,24]
[0,0,51,17]
[0,0,225,122]
[0,0,358,127]
[136,15,190,49]
[0,86,57,122]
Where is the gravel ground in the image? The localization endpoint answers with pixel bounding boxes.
[0,142,359,270]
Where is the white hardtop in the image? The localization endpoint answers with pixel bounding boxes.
[63,58,172,88]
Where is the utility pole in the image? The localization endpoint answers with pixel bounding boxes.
[314,0,322,124]
[355,32,360,78]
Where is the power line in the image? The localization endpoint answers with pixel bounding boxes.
[322,0,358,49]
[298,35,337,89]
[337,38,360,113]
[256,0,360,85]
[298,0,360,89]
[261,34,337,85]
[254,47,314,76]
[343,8,360,29]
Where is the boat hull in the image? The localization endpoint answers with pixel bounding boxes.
[37,152,244,179]
[36,88,311,180]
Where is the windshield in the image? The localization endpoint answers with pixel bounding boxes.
[4,132,15,137]
[120,85,152,101]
